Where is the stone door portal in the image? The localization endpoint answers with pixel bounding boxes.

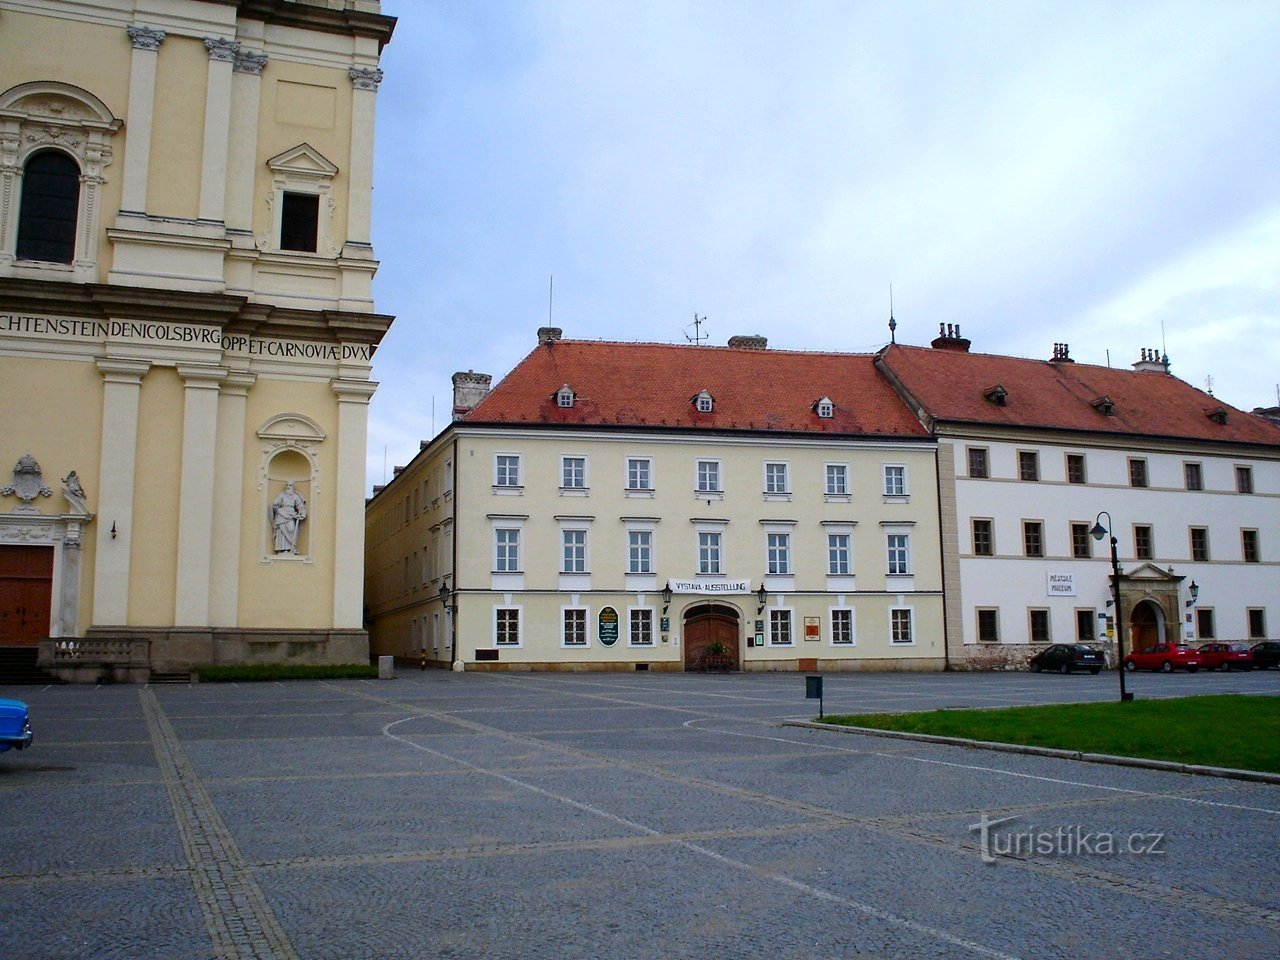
[0,545,54,646]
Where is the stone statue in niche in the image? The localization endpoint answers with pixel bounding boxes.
[270,481,308,554]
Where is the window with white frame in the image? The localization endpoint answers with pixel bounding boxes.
[696,459,721,493]
[890,608,914,644]
[628,530,653,574]
[883,464,907,497]
[495,607,521,646]
[825,463,848,496]
[495,454,521,487]
[556,385,575,408]
[698,531,722,575]
[562,608,588,647]
[494,528,520,572]
[816,397,834,418]
[629,608,655,646]
[828,533,851,575]
[764,461,789,494]
[561,456,586,489]
[562,529,587,573]
[830,608,854,645]
[694,390,714,413]
[767,532,791,575]
[769,608,793,645]
[887,534,910,575]
[627,458,652,491]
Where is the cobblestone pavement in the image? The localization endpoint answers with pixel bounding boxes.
[2,670,1277,959]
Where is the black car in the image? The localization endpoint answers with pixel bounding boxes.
[1028,644,1105,675]
[1251,641,1280,670]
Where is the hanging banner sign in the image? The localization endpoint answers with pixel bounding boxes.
[667,579,752,595]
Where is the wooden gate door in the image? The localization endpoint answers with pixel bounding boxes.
[1130,600,1159,653]
[683,604,739,671]
[0,545,54,646]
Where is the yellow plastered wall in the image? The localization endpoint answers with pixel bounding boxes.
[236,377,339,628]
[147,35,208,220]
[128,366,183,623]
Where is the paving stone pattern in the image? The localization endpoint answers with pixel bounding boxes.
[1,670,1277,959]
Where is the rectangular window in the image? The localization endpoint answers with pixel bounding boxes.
[825,463,848,496]
[1236,465,1254,494]
[827,534,851,575]
[1184,462,1203,491]
[1247,608,1266,640]
[627,458,652,490]
[628,530,653,574]
[887,534,910,575]
[769,609,793,646]
[562,529,587,573]
[1196,608,1216,640]
[831,609,854,645]
[495,608,520,646]
[767,532,791,575]
[495,454,520,487]
[1018,450,1039,482]
[629,608,654,646]
[1075,610,1095,643]
[890,608,914,644]
[1242,529,1260,563]
[883,464,907,496]
[765,462,789,494]
[1022,521,1044,558]
[696,459,721,492]
[494,528,520,572]
[1189,527,1209,562]
[1029,609,1051,643]
[972,519,993,557]
[563,608,587,647]
[1070,522,1092,559]
[561,456,586,489]
[698,531,722,575]
[280,191,319,252]
[967,447,989,479]
[977,608,999,643]
[1066,454,1086,485]
[1134,525,1153,560]
[1128,458,1148,488]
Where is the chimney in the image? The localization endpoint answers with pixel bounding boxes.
[930,322,971,352]
[452,370,492,420]
[727,334,768,350]
[537,326,563,345]
[1132,347,1169,373]
[1049,342,1074,363]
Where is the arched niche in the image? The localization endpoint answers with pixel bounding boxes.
[257,413,324,562]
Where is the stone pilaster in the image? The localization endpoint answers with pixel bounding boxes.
[198,37,240,222]
[120,26,165,213]
[344,67,383,254]
[226,51,267,236]
[935,441,965,667]
[173,364,227,626]
[331,378,378,627]
[209,371,256,627]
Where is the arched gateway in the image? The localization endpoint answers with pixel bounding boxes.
[683,603,741,671]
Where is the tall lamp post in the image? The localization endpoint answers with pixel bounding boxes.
[1090,511,1134,702]
[440,580,460,672]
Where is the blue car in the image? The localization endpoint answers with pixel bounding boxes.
[0,699,33,753]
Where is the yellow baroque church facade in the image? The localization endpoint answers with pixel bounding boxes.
[0,0,396,681]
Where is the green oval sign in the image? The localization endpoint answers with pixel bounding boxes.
[599,606,619,646]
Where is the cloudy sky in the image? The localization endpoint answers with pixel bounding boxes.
[365,0,1280,488]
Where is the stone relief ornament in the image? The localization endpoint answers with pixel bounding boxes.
[269,481,308,555]
[126,25,166,51]
[348,67,384,92]
[1,454,54,509]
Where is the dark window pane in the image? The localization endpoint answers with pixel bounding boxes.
[280,192,319,252]
[17,151,80,263]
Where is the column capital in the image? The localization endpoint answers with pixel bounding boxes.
[127,25,166,51]
[204,37,240,63]
[177,363,229,389]
[331,378,378,403]
[348,67,384,92]
[221,371,258,397]
[234,50,269,76]
[96,357,151,383]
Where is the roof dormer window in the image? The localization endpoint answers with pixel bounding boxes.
[815,397,834,419]
[693,390,714,413]
[1205,407,1228,425]
[983,385,1008,407]
[1091,396,1115,416]
[556,385,575,408]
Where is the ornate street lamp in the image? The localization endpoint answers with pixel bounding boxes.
[1091,512,1134,702]
[756,583,767,615]
[661,583,673,616]
[1186,581,1200,607]
[439,579,459,671]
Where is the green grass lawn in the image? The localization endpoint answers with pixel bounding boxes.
[821,695,1280,773]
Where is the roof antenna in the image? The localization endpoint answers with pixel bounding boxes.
[685,313,708,345]
[888,285,897,344]
[1205,375,1214,397]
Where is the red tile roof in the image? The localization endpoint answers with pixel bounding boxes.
[464,340,930,438]
[878,344,1280,447]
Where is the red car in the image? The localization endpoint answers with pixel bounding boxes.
[1123,643,1202,673]
[1196,642,1254,671]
